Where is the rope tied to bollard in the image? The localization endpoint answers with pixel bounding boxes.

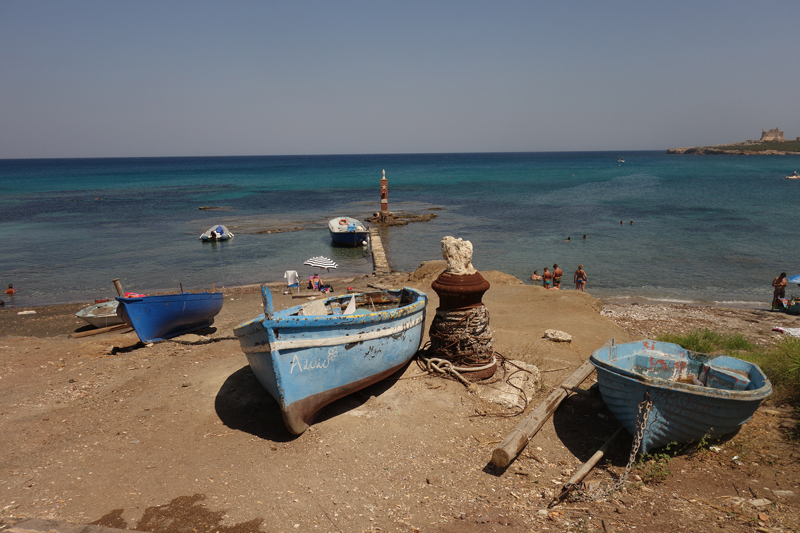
[426,304,494,367]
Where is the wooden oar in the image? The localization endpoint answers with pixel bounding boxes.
[69,324,130,339]
[548,427,626,507]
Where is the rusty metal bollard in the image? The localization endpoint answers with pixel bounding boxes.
[428,236,496,380]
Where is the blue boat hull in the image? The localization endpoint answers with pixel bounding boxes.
[234,286,427,434]
[590,340,771,453]
[116,292,224,343]
[329,230,369,246]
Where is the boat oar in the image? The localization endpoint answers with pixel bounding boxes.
[548,427,626,507]
[69,323,131,339]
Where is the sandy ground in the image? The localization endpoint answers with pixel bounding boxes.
[1,263,798,533]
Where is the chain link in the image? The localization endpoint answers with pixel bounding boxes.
[557,391,653,504]
[605,391,652,496]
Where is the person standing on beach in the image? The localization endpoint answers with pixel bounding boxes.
[542,267,553,290]
[574,265,587,292]
[772,272,788,309]
[552,264,563,290]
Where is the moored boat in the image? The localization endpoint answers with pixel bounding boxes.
[328,217,369,247]
[590,339,771,453]
[116,291,224,343]
[200,225,234,241]
[76,300,124,328]
[234,285,428,434]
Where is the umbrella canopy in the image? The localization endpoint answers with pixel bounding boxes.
[787,274,800,284]
[304,256,338,271]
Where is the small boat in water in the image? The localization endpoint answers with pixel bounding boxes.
[590,339,771,453]
[200,225,234,241]
[116,292,224,343]
[234,285,428,434]
[76,300,124,328]
[785,171,800,180]
[617,157,625,163]
[328,217,369,247]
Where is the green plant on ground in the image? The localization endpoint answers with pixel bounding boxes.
[635,442,678,484]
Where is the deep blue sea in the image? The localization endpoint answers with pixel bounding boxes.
[2,152,799,308]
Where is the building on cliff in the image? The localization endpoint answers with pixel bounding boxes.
[760,128,785,142]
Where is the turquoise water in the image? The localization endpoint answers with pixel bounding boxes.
[1,152,799,307]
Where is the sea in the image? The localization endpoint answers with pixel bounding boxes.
[2,152,799,308]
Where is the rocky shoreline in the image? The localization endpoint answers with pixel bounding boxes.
[667,146,800,155]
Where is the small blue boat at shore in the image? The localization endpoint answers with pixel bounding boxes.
[590,340,771,453]
[328,216,369,247]
[234,285,428,435]
[116,292,224,343]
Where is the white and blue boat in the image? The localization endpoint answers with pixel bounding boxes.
[116,291,224,343]
[76,300,124,328]
[590,340,771,453]
[234,285,428,434]
[328,217,369,247]
[200,224,234,241]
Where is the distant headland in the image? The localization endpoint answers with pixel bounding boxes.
[668,127,800,155]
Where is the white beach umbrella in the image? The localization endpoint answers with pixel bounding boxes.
[304,256,338,271]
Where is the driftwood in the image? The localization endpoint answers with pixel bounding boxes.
[490,359,596,467]
[549,427,626,507]
[69,324,130,339]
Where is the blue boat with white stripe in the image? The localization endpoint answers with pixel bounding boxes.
[234,285,428,435]
[590,339,771,454]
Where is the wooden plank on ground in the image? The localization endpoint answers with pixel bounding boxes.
[490,359,597,468]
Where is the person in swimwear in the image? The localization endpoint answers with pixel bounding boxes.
[773,272,788,309]
[530,270,542,281]
[552,264,563,289]
[542,267,553,289]
[4,284,16,295]
[574,265,587,292]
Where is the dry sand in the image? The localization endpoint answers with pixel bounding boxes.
[1,263,798,533]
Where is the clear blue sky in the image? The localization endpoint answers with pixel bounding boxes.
[1,1,798,158]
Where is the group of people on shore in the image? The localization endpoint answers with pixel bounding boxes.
[531,264,587,292]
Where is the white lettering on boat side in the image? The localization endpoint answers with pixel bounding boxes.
[290,347,339,374]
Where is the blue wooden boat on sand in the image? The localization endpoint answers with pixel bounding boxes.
[234,285,428,435]
[590,340,771,454]
[116,292,224,343]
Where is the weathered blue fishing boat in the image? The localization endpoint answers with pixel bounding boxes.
[116,292,224,343]
[328,216,369,247]
[590,340,771,453]
[234,285,428,434]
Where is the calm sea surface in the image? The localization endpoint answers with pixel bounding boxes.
[2,152,799,307]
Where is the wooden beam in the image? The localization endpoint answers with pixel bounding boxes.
[69,324,130,339]
[490,359,597,468]
[549,427,626,507]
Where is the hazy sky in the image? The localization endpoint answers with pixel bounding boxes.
[1,1,798,158]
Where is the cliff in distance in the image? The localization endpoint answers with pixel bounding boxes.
[668,139,800,155]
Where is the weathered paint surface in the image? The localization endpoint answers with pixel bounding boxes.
[590,340,771,453]
[234,286,428,434]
